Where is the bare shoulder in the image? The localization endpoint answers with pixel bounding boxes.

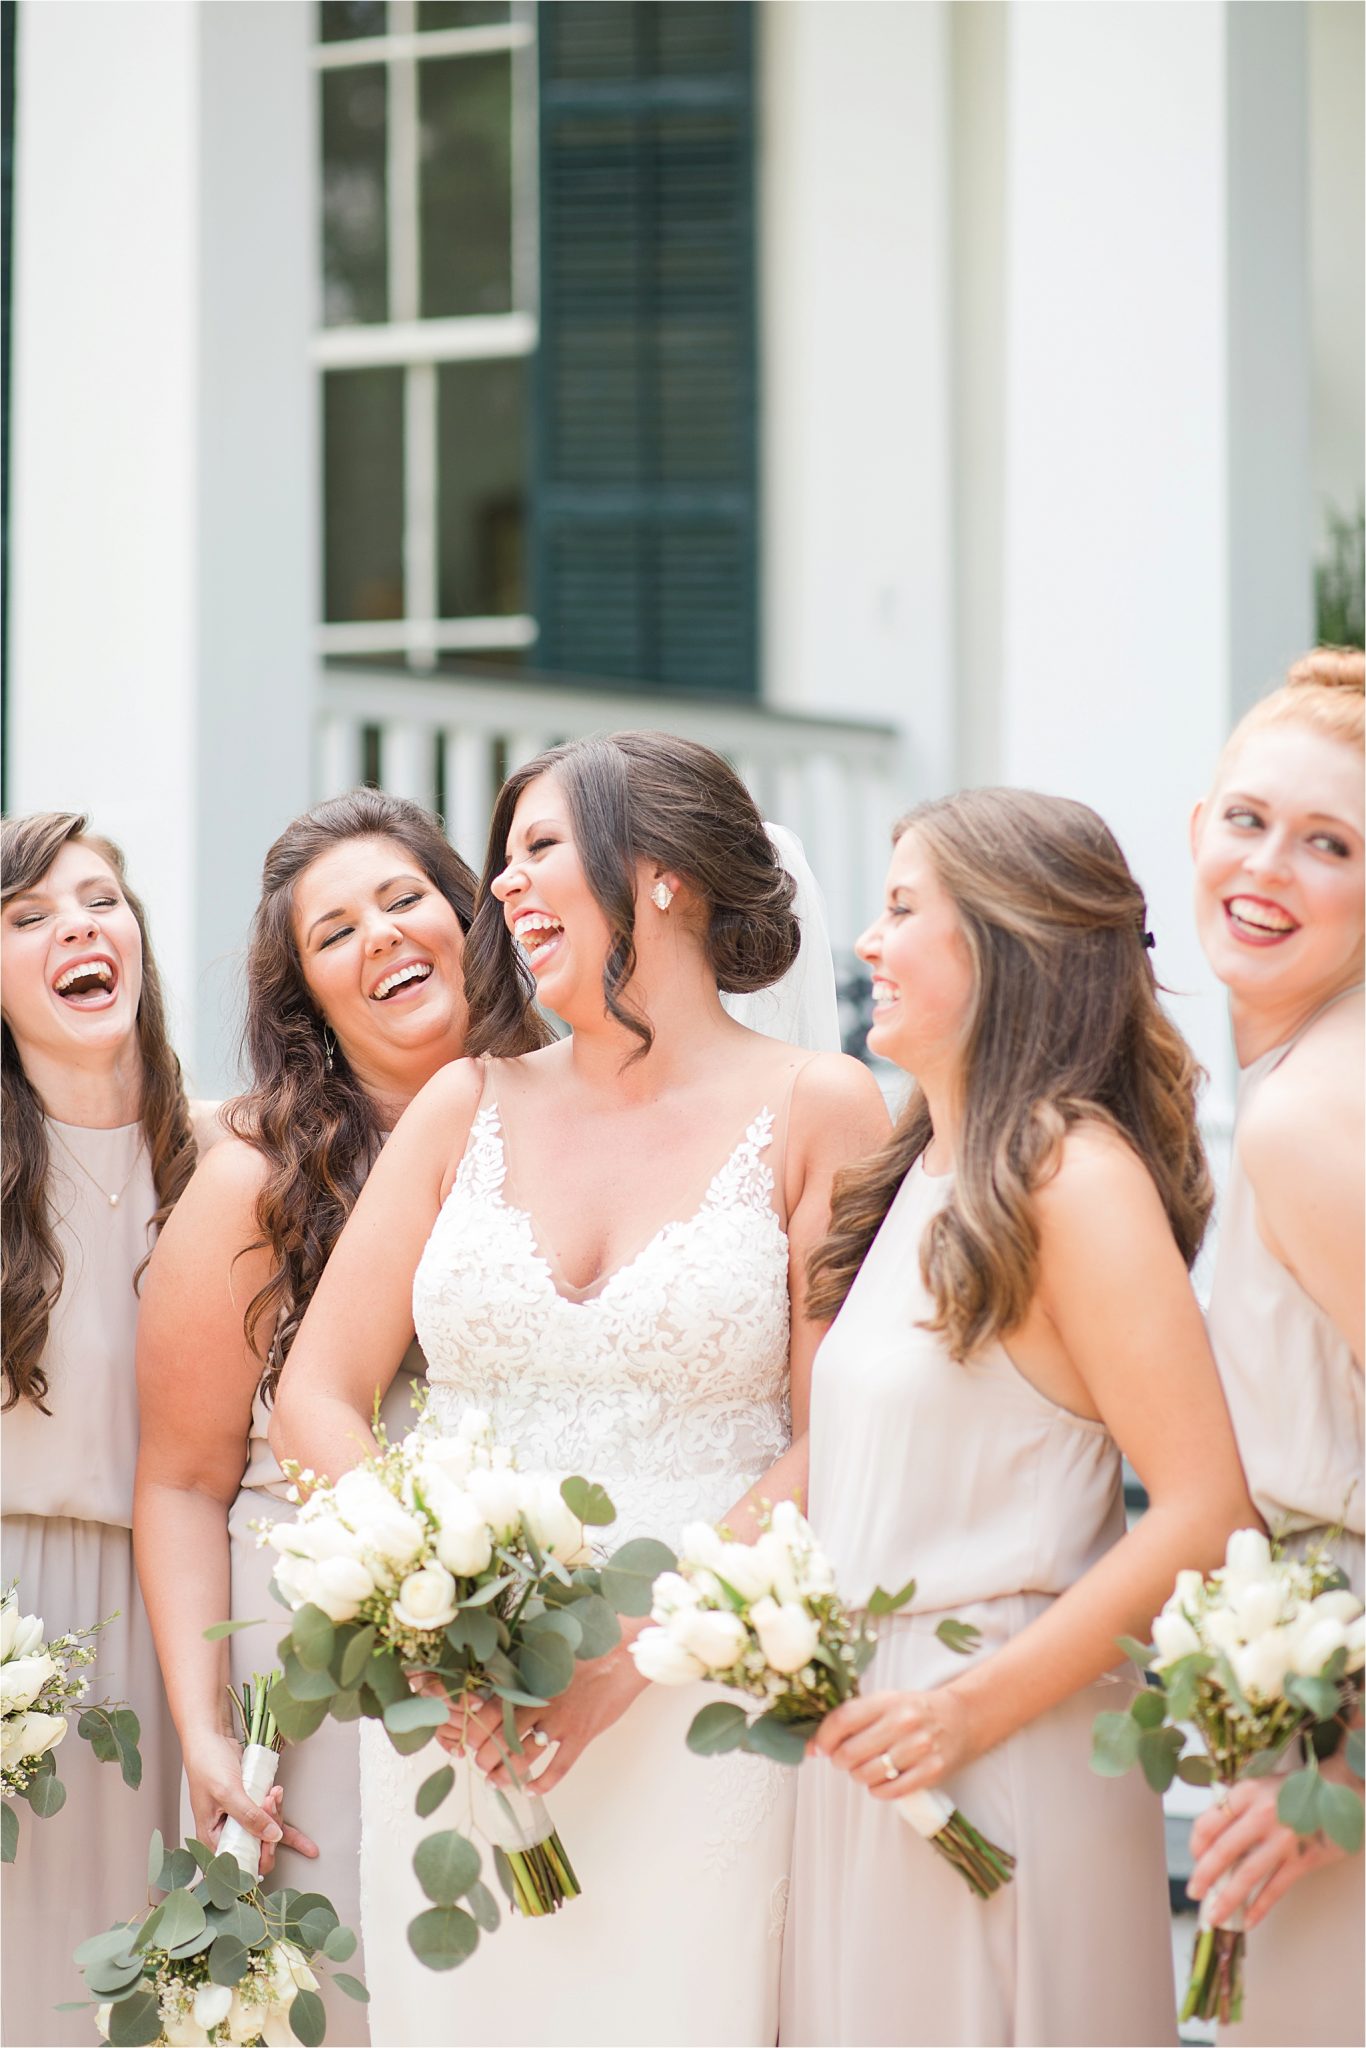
[1242,995,1364,1192]
[188,1097,231,1154]
[1031,1120,1168,1242]
[390,1055,489,1193]
[173,1127,268,1223]
[789,1050,888,1126]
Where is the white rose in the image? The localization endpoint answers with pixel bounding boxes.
[162,2017,210,2047]
[679,1522,730,1577]
[1151,1611,1202,1666]
[271,1552,318,1613]
[1171,1570,1206,1614]
[415,1438,475,1488]
[750,1596,822,1675]
[670,1606,750,1673]
[1232,1630,1292,1703]
[649,1572,699,1621]
[310,1556,376,1625]
[279,1940,319,1994]
[226,1986,264,2044]
[193,1983,234,2031]
[0,1598,16,1662]
[331,1474,424,1565]
[466,1465,523,1543]
[1224,1529,1273,1583]
[519,1475,592,1566]
[717,1543,776,1604]
[1289,1617,1348,1677]
[434,1495,494,1579]
[1311,1589,1363,1626]
[0,1652,56,1712]
[393,1563,459,1633]
[259,2013,298,2048]
[1231,1578,1287,1639]
[1344,1616,1366,1672]
[11,1709,67,1765]
[630,1626,706,1685]
[269,1513,364,1565]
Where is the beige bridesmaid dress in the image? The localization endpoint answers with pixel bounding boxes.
[1207,987,1365,2048]
[2,1122,182,2047]
[780,1157,1176,2047]
[220,1346,425,2047]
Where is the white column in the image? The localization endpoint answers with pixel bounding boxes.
[760,0,953,803]
[9,1,315,1094]
[996,1,1314,1123]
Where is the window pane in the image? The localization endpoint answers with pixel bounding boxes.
[416,2,510,28]
[319,1,388,43]
[324,370,405,621]
[322,67,388,326]
[419,54,512,318]
[437,359,527,617]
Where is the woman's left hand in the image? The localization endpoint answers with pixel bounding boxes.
[813,1685,978,1801]
[1187,1777,1352,1929]
[445,1652,648,1797]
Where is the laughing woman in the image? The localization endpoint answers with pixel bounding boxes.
[781,788,1255,2047]
[135,791,545,2045]
[1185,650,1364,2047]
[2,812,195,2045]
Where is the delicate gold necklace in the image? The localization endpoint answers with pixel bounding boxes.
[48,1124,146,1210]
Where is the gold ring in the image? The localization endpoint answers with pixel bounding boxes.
[880,1751,899,1782]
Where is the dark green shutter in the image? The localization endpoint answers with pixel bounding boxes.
[534,1,757,694]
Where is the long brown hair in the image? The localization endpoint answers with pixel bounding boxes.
[2,812,195,1411]
[807,788,1212,1356]
[463,732,800,1061]
[226,789,546,1390]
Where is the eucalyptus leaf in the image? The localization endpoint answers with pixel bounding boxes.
[467,1879,501,1934]
[1244,1737,1296,1779]
[1115,1634,1155,1670]
[407,1904,480,1971]
[413,1829,481,1906]
[562,1592,620,1660]
[1278,1764,1325,1836]
[323,1922,358,1962]
[1176,1753,1216,1787]
[132,1902,166,1954]
[334,1973,371,2002]
[600,1538,678,1617]
[743,1712,818,1768]
[145,1829,164,1890]
[338,1624,377,1691]
[867,1576,917,1617]
[268,1685,331,1745]
[83,1954,148,1998]
[186,1837,216,1871]
[204,1899,267,1949]
[365,1652,410,1707]
[107,1987,163,2047]
[1347,1727,1365,1782]
[283,1651,338,1702]
[75,1926,143,1970]
[330,1686,364,1722]
[686,1701,750,1757]
[444,1609,499,1662]
[207,1935,252,1987]
[1137,1725,1183,1793]
[517,1631,576,1701]
[559,1475,616,1526]
[522,1608,583,1654]
[26,1770,66,1818]
[1091,1710,1141,1776]
[491,1846,517,1903]
[1318,1780,1365,1855]
[0,1802,16,1865]
[460,1572,518,1609]
[1284,1673,1341,1722]
[291,1605,337,1674]
[204,1853,249,1911]
[384,1694,450,1736]
[1130,1688,1167,1731]
[934,1618,981,1657]
[202,1618,264,1641]
[299,1908,339,1950]
[416,1765,455,1819]
[154,1889,206,1950]
[165,1921,217,1961]
[289,1986,327,2046]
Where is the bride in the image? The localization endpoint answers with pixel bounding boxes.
[272,732,889,2044]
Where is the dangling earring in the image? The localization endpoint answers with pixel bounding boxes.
[651,880,674,911]
[323,1025,336,1074]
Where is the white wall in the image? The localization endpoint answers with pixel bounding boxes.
[9,2,315,1093]
[760,0,954,805]
[1308,1,1366,531]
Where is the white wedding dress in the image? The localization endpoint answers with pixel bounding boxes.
[358,1062,804,2046]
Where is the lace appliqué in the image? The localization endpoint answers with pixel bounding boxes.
[768,1874,790,1943]
[412,1104,793,1548]
[701,1747,788,1876]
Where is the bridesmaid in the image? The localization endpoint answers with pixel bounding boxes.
[1186,648,1364,2046]
[134,790,546,2044]
[1,811,195,2045]
[781,787,1256,2047]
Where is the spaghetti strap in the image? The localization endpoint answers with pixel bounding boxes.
[1266,981,1364,1074]
[765,1052,821,1231]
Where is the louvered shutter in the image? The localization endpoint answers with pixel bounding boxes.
[534,1,757,695]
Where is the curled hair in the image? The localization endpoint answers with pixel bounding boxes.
[1223,645,1364,762]
[464,732,799,1061]
[227,790,547,1392]
[807,788,1213,1356]
[2,812,195,1410]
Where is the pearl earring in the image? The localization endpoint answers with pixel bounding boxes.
[651,881,674,911]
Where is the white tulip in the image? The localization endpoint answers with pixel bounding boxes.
[1171,1570,1206,1615]
[750,1597,822,1675]
[14,1709,67,1764]
[193,1982,234,2030]
[94,2005,112,2041]
[331,1473,424,1564]
[1311,1589,1363,1626]
[0,1652,56,1712]
[465,1465,523,1543]
[310,1556,376,1625]
[280,1940,319,1994]
[751,1532,801,1604]
[393,1563,460,1633]
[271,1552,318,1613]
[1232,1630,1292,1703]
[1224,1529,1273,1582]
[1289,1617,1347,1677]
[162,2016,211,2047]
[269,1513,364,1565]
[0,1598,16,1662]
[434,1495,494,1579]
[1151,1611,1202,1666]
[767,1499,811,1545]
[671,1605,749,1673]
[416,1437,475,1488]
[649,1572,699,1621]
[717,1543,776,1604]
[1344,1617,1366,1672]
[518,1475,592,1566]
[679,1522,730,1577]
[630,1626,706,1685]
[1203,1606,1242,1654]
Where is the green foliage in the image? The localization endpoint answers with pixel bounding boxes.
[413,1829,482,1906]
[25,1767,66,1818]
[867,1577,917,1617]
[1279,1763,1366,1852]
[201,1618,263,1641]
[290,1606,336,1674]
[934,1618,981,1657]
[106,1987,162,2046]
[1130,1687,1167,1730]
[1136,1725,1185,1794]
[600,1538,678,1616]
[416,1764,455,1818]
[207,1936,252,1986]
[1347,1727,1365,1782]
[335,1973,371,2002]
[743,1711,818,1768]
[282,1651,337,1703]
[1115,1635,1155,1670]
[266,1684,330,1744]
[338,1624,377,1690]
[289,1987,327,2046]
[466,1880,501,1934]
[444,1609,499,1661]
[383,1693,450,1737]
[1315,499,1365,650]
[407,1904,480,1970]
[78,1706,142,1789]
[559,1476,616,1526]
[687,1702,750,1756]
[323,1923,357,1962]
[1091,1711,1141,1776]
[516,1629,576,1701]
[1284,1673,1341,1722]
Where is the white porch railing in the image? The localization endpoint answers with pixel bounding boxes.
[316,664,905,951]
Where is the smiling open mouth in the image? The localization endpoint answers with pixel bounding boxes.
[1224,896,1299,942]
[371,962,433,1000]
[53,960,117,1005]
[514,914,564,957]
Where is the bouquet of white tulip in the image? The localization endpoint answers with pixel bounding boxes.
[238,1404,669,1971]
[631,1502,1017,1899]
[1092,1528,1366,2026]
[68,1828,363,2046]
[1,1585,142,1865]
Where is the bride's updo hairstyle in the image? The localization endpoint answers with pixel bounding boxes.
[464,731,800,1059]
[1217,645,1363,768]
[806,787,1213,1357]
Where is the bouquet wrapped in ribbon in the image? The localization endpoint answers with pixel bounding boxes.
[68,1829,363,2046]
[1,1585,142,1865]
[1091,1528,1365,2026]
[249,1405,668,1971]
[214,1674,285,1886]
[630,1501,1017,1899]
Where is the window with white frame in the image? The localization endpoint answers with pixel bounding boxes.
[315,0,538,667]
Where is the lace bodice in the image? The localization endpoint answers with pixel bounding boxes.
[412,1104,793,1544]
